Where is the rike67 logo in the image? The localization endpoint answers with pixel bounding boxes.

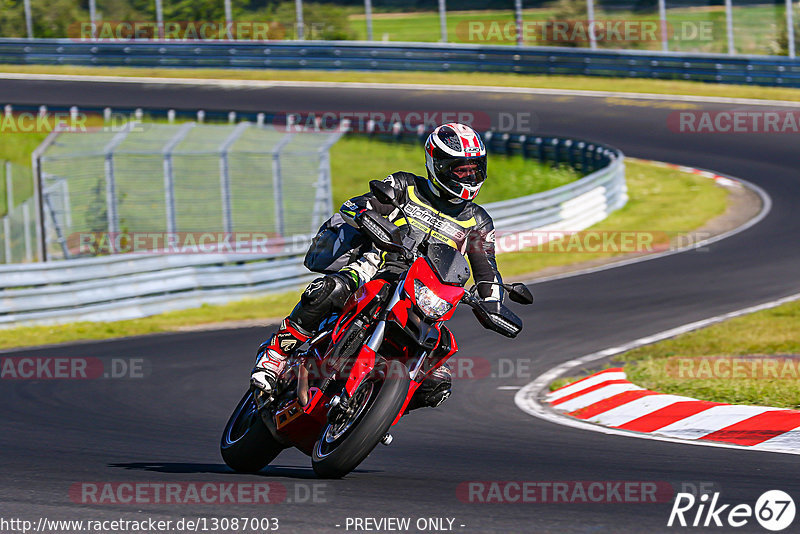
[668,490,795,531]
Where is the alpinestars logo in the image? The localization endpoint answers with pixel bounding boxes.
[404,204,468,242]
[668,490,795,531]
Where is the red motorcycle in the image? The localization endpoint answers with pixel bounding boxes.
[221,180,534,478]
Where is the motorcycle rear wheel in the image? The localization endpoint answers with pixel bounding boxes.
[312,359,410,478]
[220,389,284,473]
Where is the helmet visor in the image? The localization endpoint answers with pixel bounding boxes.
[434,157,487,188]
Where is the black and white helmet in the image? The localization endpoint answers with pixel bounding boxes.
[424,123,487,202]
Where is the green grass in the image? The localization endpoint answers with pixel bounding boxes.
[330,136,578,208]
[496,159,729,276]
[614,300,800,408]
[5,64,800,103]
[0,158,730,349]
[347,6,788,55]
[0,133,45,214]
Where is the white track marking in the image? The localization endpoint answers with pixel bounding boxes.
[5,72,800,108]
[515,291,800,456]
[547,371,626,401]
[753,428,800,452]
[587,394,695,427]
[554,383,643,412]
[653,405,778,440]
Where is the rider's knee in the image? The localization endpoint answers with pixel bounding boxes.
[290,274,355,330]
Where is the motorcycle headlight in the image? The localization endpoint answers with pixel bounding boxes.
[413,279,453,319]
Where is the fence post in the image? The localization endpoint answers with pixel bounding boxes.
[586,0,597,50]
[22,202,32,262]
[162,122,195,235]
[155,0,164,39]
[787,0,796,59]
[89,0,97,39]
[272,134,295,239]
[365,0,374,41]
[218,122,250,234]
[658,0,668,52]
[4,162,11,263]
[24,0,33,39]
[224,0,233,40]
[103,122,135,238]
[514,0,523,46]
[724,0,735,55]
[31,130,60,262]
[438,0,448,43]
[296,0,305,40]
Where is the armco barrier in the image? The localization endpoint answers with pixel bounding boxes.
[0,133,624,327]
[2,39,800,87]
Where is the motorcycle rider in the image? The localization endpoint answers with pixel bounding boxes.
[251,123,504,409]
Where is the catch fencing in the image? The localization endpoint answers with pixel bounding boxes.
[36,121,340,261]
[0,161,38,264]
[0,130,625,327]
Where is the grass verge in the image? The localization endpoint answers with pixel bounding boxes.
[615,299,800,409]
[0,159,729,350]
[4,64,800,103]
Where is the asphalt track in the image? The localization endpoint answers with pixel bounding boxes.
[1,78,799,533]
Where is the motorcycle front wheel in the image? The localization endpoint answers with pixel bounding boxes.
[220,389,284,473]
[312,359,410,478]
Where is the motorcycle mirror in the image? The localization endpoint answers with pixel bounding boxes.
[370,180,398,206]
[506,283,534,305]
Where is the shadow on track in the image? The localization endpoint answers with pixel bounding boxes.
[109,462,379,478]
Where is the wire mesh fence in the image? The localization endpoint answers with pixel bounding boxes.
[37,121,340,261]
[4,0,799,57]
[0,161,37,264]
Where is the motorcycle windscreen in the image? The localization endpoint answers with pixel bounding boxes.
[425,242,470,286]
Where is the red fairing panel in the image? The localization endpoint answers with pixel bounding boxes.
[403,258,465,322]
[345,345,377,397]
[332,279,388,342]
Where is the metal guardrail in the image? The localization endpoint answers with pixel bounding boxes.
[0,133,625,327]
[1,39,800,87]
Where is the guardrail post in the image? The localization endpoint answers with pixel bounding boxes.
[534,137,544,162]
[162,122,195,235]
